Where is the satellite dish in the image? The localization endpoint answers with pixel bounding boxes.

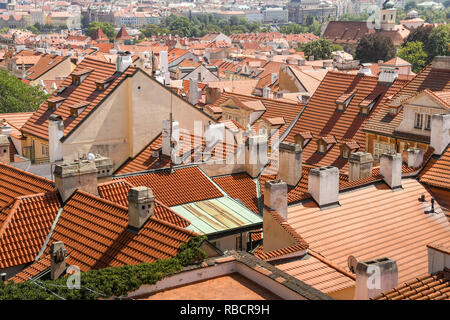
[86,153,95,161]
[347,255,358,273]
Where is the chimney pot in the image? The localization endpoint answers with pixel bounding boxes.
[277,142,302,186]
[0,135,10,165]
[380,152,402,190]
[308,166,339,208]
[127,186,155,233]
[264,179,288,220]
[54,160,98,202]
[348,151,373,181]
[355,257,398,300]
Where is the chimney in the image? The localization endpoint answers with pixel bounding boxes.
[432,56,450,71]
[430,113,450,155]
[271,73,277,84]
[378,66,398,84]
[50,241,67,280]
[93,155,113,183]
[262,86,270,98]
[54,160,98,202]
[403,148,424,168]
[127,186,155,233]
[297,58,305,66]
[379,153,402,190]
[0,123,12,137]
[427,244,450,274]
[162,120,180,157]
[245,134,268,178]
[48,114,64,163]
[348,152,373,182]
[205,86,221,104]
[355,257,398,300]
[264,179,288,220]
[188,78,199,105]
[358,63,372,76]
[159,50,168,74]
[308,166,339,209]
[116,51,133,73]
[277,142,302,186]
[0,135,10,165]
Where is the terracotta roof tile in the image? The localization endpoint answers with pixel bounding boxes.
[24,54,69,81]
[420,147,450,189]
[10,254,52,283]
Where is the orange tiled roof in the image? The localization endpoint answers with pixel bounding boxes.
[24,54,69,81]
[21,58,138,141]
[286,179,450,284]
[115,26,132,41]
[364,62,450,136]
[46,190,197,272]
[11,254,52,283]
[97,179,191,228]
[92,27,108,41]
[373,268,450,300]
[117,166,224,207]
[420,147,450,189]
[0,193,60,269]
[0,112,33,139]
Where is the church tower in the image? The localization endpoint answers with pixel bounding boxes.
[380,0,396,31]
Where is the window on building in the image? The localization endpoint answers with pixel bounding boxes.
[319,143,325,153]
[342,148,349,159]
[42,145,48,157]
[414,113,423,129]
[425,114,431,130]
[373,142,395,159]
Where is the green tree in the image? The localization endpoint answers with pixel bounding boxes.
[355,33,396,63]
[405,1,418,12]
[26,25,40,35]
[300,39,335,60]
[398,41,428,73]
[85,22,115,41]
[403,25,433,47]
[426,24,450,61]
[0,27,9,34]
[0,70,49,113]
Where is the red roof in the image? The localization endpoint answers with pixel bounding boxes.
[420,146,450,189]
[91,27,108,41]
[115,26,132,41]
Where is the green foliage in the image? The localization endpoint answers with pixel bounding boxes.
[405,1,418,12]
[300,39,336,60]
[0,27,9,34]
[0,236,207,300]
[279,18,322,36]
[426,24,450,60]
[0,70,49,113]
[355,33,396,63]
[398,41,428,73]
[85,22,116,41]
[26,25,40,35]
[338,13,370,22]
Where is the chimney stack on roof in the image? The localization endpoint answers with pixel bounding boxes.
[432,56,450,71]
[264,179,288,220]
[262,86,270,98]
[50,241,67,280]
[188,78,199,105]
[277,142,302,187]
[245,134,269,178]
[348,152,373,182]
[162,120,180,161]
[0,123,12,137]
[358,63,372,76]
[403,148,424,168]
[54,160,98,202]
[355,257,398,300]
[427,244,450,274]
[116,51,133,73]
[378,66,398,84]
[380,152,402,190]
[127,186,155,233]
[48,114,64,164]
[430,113,450,155]
[308,166,339,209]
[0,135,10,165]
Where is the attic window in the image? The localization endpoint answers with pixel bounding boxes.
[70,101,90,117]
[95,76,116,91]
[335,89,357,112]
[316,136,336,153]
[339,141,359,159]
[294,131,313,148]
[359,93,382,115]
[71,69,92,86]
[47,96,66,111]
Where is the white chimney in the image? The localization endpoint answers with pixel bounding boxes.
[264,179,288,220]
[308,166,339,208]
[162,120,179,157]
[245,134,268,178]
[379,153,402,190]
[116,51,133,73]
[355,257,398,300]
[188,78,199,105]
[48,114,64,163]
[0,123,12,137]
[358,63,372,76]
[0,135,10,165]
[127,186,155,233]
[427,244,450,274]
[378,66,398,84]
[348,152,373,182]
[277,142,302,187]
[430,113,450,155]
[403,148,424,168]
[262,86,270,98]
[159,50,168,74]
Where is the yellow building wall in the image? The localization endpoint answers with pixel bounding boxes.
[29,59,76,86]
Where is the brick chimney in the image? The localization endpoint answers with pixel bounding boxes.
[427,244,450,274]
[54,160,98,202]
[264,179,288,220]
[403,148,424,168]
[277,142,302,186]
[245,134,268,178]
[348,152,373,182]
[50,241,67,280]
[48,114,64,163]
[355,257,398,300]
[0,135,10,165]
[127,186,155,233]
[430,113,450,155]
[308,166,339,209]
[379,152,402,190]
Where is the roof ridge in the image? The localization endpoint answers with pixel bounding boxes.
[0,198,22,240]
[308,249,356,280]
[74,189,129,211]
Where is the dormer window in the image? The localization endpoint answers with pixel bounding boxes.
[335,89,357,112]
[71,69,92,86]
[339,141,359,159]
[70,101,90,117]
[359,93,382,115]
[47,96,66,111]
[95,76,116,91]
[294,131,313,148]
[316,136,336,154]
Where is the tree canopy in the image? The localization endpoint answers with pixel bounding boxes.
[0,70,49,113]
[355,33,396,63]
[398,41,428,73]
[85,22,116,41]
[300,39,341,60]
